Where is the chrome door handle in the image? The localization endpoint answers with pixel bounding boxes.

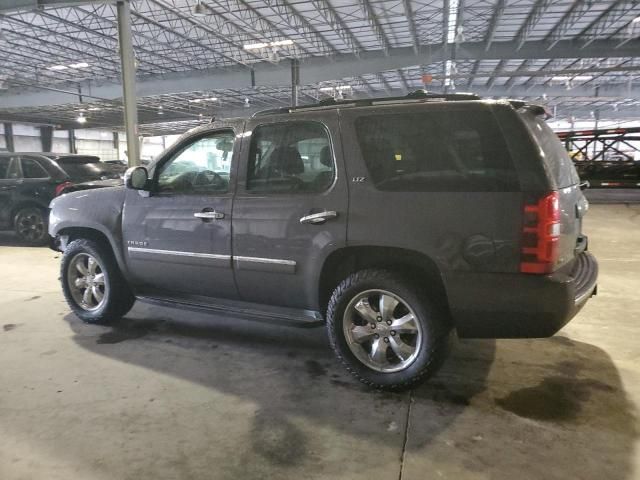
[194,210,225,220]
[300,210,338,225]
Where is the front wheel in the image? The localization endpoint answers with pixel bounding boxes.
[327,269,451,390]
[61,239,135,324]
[14,207,48,246]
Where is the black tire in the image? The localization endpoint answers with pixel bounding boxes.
[61,239,135,324]
[14,206,48,246]
[327,269,451,391]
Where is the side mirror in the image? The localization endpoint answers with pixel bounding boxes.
[124,166,149,190]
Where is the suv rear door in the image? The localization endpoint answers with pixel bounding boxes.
[232,112,348,309]
[0,155,21,228]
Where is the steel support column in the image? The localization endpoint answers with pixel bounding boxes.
[68,129,76,154]
[40,126,53,152]
[291,58,300,107]
[116,0,140,167]
[3,123,14,152]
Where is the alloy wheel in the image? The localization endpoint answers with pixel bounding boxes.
[67,253,107,311]
[16,210,45,242]
[343,289,423,373]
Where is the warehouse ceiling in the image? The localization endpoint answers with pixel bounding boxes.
[0,0,639,135]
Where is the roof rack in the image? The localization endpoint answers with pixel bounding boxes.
[508,100,552,119]
[251,90,482,117]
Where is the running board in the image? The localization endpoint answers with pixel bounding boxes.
[135,295,324,328]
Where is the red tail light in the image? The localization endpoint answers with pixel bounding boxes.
[520,191,560,274]
[55,181,74,197]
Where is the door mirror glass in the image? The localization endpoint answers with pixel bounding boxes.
[125,166,149,190]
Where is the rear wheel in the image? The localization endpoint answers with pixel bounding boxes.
[61,239,135,324]
[14,207,48,246]
[327,269,451,390]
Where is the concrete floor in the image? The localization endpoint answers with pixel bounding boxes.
[0,204,638,480]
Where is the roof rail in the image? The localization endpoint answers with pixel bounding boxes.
[251,90,482,117]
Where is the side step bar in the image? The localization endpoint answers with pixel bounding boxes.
[136,295,324,329]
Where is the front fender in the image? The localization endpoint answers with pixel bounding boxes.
[49,187,128,273]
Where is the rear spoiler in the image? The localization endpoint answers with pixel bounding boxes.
[508,100,553,119]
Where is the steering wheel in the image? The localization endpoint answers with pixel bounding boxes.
[193,170,224,187]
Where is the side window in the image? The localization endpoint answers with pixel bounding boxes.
[20,157,49,179]
[0,158,10,179]
[157,131,234,194]
[354,109,518,192]
[0,157,23,180]
[247,121,334,193]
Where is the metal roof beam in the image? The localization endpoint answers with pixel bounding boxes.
[484,0,506,52]
[144,0,258,67]
[0,0,115,13]
[207,0,315,57]
[1,38,637,108]
[403,0,420,54]
[543,0,588,50]
[265,0,339,55]
[486,59,506,90]
[579,0,633,48]
[359,0,391,55]
[35,8,176,73]
[310,0,362,55]
[514,0,553,50]
[74,4,204,71]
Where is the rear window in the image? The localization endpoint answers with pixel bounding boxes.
[56,158,124,181]
[354,108,518,192]
[520,112,580,188]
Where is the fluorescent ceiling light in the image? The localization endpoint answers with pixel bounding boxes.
[76,113,87,124]
[87,107,101,111]
[319,86,351,92]
[552,75,593,81]
[270,39,293,47]
[244,39,293,50]
[244,42,270,50]
[69,62,89,68]
[48,65,68,70]
[632,16,640,23]
[188,97,217,103]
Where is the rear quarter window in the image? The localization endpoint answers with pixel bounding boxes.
[354,108,518,192]
[520,112,580,188]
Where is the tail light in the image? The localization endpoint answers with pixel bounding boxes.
[55,181,74,197]
[520,191,560,274]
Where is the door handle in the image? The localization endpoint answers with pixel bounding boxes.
[300,210,338,225]
[194,210,225,220]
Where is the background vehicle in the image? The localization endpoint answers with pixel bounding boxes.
[0,152,125,245]
[559,127,640,188]
[49,92,598,389]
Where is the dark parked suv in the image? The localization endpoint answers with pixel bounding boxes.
[0,153,124,245]
[49,92,598,389]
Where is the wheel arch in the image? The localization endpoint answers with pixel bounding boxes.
[56,226,128,275]
[318,246,451,320]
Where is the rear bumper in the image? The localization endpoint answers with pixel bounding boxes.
[447,252,598,338]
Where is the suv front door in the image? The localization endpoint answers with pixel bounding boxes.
[232,113,348,310]
[122,127,240,299]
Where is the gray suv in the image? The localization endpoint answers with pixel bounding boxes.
[49,92,598,390]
